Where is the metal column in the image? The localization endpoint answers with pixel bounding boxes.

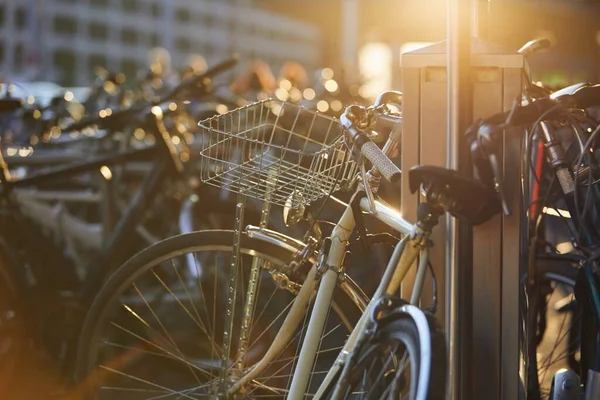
[446,0,472,399]
[401,14,524,400]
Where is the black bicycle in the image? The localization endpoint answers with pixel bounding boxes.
[0,58,240,392]
[467,81,600,399]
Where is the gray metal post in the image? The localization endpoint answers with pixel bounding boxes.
[446,0,472,399]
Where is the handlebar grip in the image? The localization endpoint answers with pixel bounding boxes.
[359,140,401,184]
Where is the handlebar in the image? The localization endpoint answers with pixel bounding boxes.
[372,90,403,143]
[466,84,600,216]
[63,56,239,133]
[164,56,239,102]
[478,84,600,129]
[518,38,551,57]
[63,105,145,132]
[340,105,402,184]
[374,91,402,108]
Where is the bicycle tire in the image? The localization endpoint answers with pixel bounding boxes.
[524,255,582,399]
[75,229,364,398]
[335,306,446,400]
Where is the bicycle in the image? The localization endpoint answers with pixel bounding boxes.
[75,91,502,399]
[466,82,600,399]
[0,58,239,384]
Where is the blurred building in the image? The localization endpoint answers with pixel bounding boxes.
[266,0,600,90]
[0,0,320,85]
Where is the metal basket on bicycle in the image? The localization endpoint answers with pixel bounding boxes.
[198,99,357,208]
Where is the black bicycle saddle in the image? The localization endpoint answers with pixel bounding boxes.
[408,165,501,225]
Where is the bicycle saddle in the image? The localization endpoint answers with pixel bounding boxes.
[408,165,501,225]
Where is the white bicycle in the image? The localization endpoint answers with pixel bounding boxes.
[75,92,499,399]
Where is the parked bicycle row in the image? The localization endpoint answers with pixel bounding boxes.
[0,39,599,399]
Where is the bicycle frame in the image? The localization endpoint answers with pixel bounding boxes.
[291,193,429,399]
[0,115,183,307]
[227,189,431,398]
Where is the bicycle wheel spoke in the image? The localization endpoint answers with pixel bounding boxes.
[531,272,580,398]
[246,296,296,351]
[119,302,187,358]
[99,365,198,400]
[151,269,222,354]
[109,322,214,378]
[192,252,213,338]
[321,323,342,341]
[100,386,167,393]
[248,284,279,337]
[539,312,581,370]
[171,258,208,336]
[131,282,203,385]
[102,340,174,359]
[247,357,297,396]
[368,347,397,400]
[250,378,288,395]
[539,303,570,385]
[83,233,360,399]
[146,383,211,400]
[246,326,311,395]
[268,345,344,365]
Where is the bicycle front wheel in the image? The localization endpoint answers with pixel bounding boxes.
[75,230,364,399]
[334,304,447,399]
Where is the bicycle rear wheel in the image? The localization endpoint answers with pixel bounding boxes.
[75,230,364,399]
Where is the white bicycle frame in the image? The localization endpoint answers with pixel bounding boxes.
[10,159,172,278]
[227,166,434,398]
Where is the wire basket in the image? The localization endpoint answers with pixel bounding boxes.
[197,99,357,208]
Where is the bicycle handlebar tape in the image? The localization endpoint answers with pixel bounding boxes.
[359,140,402,184]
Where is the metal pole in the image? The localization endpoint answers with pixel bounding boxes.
[446,0,472,399]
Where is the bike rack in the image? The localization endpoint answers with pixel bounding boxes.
[400,29,525,400]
